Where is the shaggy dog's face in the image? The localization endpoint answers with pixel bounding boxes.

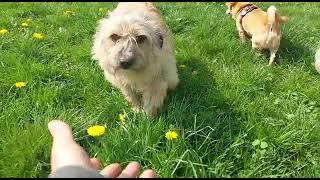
[93,14,164,73]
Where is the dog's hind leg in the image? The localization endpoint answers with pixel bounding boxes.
[268,47,278,66]
[251,36,264,56]
[252,42,263,57]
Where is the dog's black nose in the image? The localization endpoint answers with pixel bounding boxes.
[120,58,134,69]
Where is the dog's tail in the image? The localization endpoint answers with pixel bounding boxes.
[267,6,277,26]
[267,6,289,28]
[266,6,288,43]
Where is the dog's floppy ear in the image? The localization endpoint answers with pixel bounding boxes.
[158,33,163,49]
[155,30,163,49]
[226,2,236,7]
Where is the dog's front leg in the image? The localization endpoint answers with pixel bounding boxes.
[120,85,141,112]
[236,18,246,43]
[142,81,168,117]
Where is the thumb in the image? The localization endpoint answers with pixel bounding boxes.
[48,120,74,144]
[48,120,93,173]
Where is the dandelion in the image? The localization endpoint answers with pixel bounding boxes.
[118,113,126,122]
[192,70,198,76]
[179,64,186,68]
[33,33,44,40]
[87,125,106,137]
[21,22,29,27]
[64,10,75,16]
[165,130,178,140]
[15,82,26,89]
[0,29,8,35]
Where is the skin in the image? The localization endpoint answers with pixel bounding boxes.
[48,120,156,178]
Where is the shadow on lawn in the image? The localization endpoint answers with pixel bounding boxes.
[277,36,313,64]
[274,36,319,75]
[255,35,314,67]
[161,58,245,177]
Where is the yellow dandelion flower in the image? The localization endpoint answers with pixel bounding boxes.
[192,70,198,76]
[118,113,126,122]
[15,82,26,88]
[179,64,186,68]
[165,130,178,140]
[21,22,29,27]
[0,29,8,35]
[33,33,44,40]
[87,125,106,137]
[64,10,75,16]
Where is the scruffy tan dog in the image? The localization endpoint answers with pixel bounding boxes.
[225,2,289,65]
[92,2,179,117]
[315,48,320,74]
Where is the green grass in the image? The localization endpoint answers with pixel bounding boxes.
[1,2,320,178]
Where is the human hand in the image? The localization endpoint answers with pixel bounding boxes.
[48,120,156,178]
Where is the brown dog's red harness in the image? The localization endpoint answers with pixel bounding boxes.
[238,4,258,37]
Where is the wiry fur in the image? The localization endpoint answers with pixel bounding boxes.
[225,2,289,66]
[92,2,179,117]
[315,48,320,74]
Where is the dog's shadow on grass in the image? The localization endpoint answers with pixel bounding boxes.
[161,59,244,176]
[276,36,312,64]
[255,35,314,67]
[233,32,313,66]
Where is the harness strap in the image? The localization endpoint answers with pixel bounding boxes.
[238,5,258,37]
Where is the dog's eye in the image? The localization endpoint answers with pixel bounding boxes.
[136,35,147,44]
[110,34,121,42]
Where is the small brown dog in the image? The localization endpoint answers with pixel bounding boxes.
[225,2,289,65]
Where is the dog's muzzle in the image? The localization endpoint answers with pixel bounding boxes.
[120,57,135,69]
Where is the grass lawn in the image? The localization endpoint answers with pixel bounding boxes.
[1,2,320,178]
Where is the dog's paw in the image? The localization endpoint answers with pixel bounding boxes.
[144,106,158,118]
[253,47,263,57]
[131,106,142,113]
[267,62,275,66]
[255,51,262,57]
[255,53,262,57]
